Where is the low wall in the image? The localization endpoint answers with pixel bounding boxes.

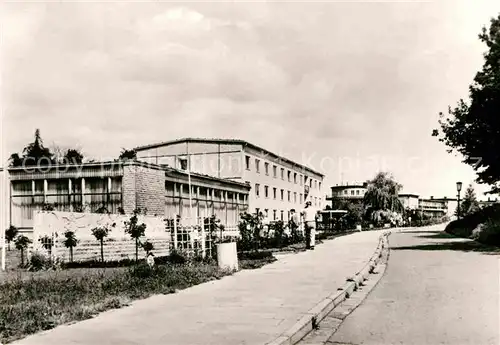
[32,211,170,262]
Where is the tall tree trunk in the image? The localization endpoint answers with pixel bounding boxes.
[20,249,24,266]
[70,246,73,262]
[135,238,138,262]
[100,239,104,262]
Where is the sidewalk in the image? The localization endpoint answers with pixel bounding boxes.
[14,230,383,345]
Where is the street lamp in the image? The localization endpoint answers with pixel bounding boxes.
[456,181,463,220]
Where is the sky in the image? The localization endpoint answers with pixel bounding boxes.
[2,0,500,201]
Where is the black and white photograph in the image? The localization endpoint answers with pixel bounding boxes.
[1,0,499,344]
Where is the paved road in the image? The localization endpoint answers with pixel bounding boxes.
[14,230,383,345]
[329,225,499,345]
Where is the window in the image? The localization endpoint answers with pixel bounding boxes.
[245,156,250,170]
[273,210,277,220]
[294,192,297,203]
[351,190,355,195]
[264,185,269,198]
[310,179,313,187]
[265,209,269,217]
[273,165,277,178]
[265,162,269,175]
[300,193,303,204]
[356,190,360,195]
[287,170,291,182]
[280,210,284,221]
[256,208,260,215]
[287,190,291,202]
[300,175,303,186]
[179,158,188,170]
[280,189,284,201]
[281,168,285,180]
[273,187,277,199]
[255,183,260,197]
[319,182,322,190]
[344,190,348,195]
[294,173,297,184]
[255,159,260,173]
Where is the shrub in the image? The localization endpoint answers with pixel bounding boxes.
[475,219,500,246]
[5,225,18,250]
[14,235,31,266]
[27,252,52,271]
[168,249,188,265]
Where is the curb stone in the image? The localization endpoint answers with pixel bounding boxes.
[265,231,391,345]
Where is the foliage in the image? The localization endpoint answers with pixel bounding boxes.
[124,209,147,262]
[474,219,500,246]
[460,184,480,217]
[237,212,263,251]
[118,148,137,161]
[363,172,404,213]
[27,252,53,271]
[142,240,154,255]
[433,14,500,193]
[9,129,54,167]
[38,235,54,257]
[0,263,234,343]
[5,225,18,250]
[14,235,32,266]
[62,149,84,164]
[41,203,55,211]
[63,231,78,262]
[91,226,109,262]
[269,220,286,248]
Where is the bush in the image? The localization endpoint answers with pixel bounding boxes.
[27,252,52,271]
[475,219,500,246]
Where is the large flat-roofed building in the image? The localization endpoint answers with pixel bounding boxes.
[134,138,324,221]
[6,160,250,237]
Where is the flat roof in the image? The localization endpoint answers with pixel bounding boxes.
[399,193,420,198]
[331,184,367,189]
[6,160,250,189]
[133,137,324,178]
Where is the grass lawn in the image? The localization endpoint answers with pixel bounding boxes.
[0,251,279,344]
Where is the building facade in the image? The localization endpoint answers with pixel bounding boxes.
[398,194,420,210]
[326,183,367,209]
[7,160,250,236]
[134,138,324,221]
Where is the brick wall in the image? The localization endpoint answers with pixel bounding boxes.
[122,163,165,216]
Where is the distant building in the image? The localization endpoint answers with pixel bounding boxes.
[326,182,368,209]
[134,138,324,222]
[398,194,420,210]
[478,197,500,209]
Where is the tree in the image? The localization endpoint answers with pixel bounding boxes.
[5,225,18,251]
[63,149,84,164]
[91,226,109,262]
[433,14,500,193]
[118,148,137,161]
[63,231,78,262]
[142,240,154,256]
[460,184,480,216]
[9,129,54,167]
[124,209,147,262]
[363,172,404,214]
[15,235,32,266]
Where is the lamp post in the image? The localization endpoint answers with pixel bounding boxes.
[456,181,463,220]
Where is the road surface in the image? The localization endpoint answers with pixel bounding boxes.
[328,226,499,345]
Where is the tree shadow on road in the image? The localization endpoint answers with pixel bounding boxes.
[417,232,456,239]
[392,240,500,255]
[398,231,443,235]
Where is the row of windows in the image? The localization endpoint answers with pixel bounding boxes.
[254,207,317,222]
[333,189,365,196]
[254,183,320,206]
[245,156,321,190]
